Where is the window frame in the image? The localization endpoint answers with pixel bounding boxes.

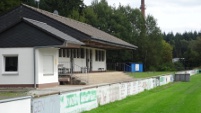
[95,50,105,62]
[3,54,19,75]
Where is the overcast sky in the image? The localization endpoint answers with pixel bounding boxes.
[84,0,201,34]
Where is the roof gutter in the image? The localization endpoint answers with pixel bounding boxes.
[89,38,138,50]
[33,47,36,89]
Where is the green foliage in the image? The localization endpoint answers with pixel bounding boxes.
[0,0,21,15]
[161,40,173,63]
[173,61,184,71]
[158,62,175,71]
[164,31,201,69]
[184,37,201,68]
[84,74,201,113]
[84,0,171,71]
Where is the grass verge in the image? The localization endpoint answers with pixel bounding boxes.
[83,74,201,113]
[128,71,173,78]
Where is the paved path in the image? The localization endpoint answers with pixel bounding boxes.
[28,71,135,97]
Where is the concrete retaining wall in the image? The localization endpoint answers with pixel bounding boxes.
[0,70,198,113]
[0,96,31,113]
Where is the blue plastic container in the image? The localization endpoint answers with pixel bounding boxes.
[130,63,143,72]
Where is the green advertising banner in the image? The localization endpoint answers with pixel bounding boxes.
[60,91,80,113]
[60,89,98,113]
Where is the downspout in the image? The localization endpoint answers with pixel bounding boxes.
[33,47,37,89]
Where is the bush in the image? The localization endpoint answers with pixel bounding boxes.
[174,61,184,71]
[158,62,175,71]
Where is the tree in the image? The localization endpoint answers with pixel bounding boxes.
[84,0,171,71]
[185,37,201,68]
[0,0,21,15]
[161,40,173,63]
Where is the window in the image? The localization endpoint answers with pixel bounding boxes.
[95,50,98,61]
[99,51,101,61]
[61,48,84,59]
[81,48,85,58]
[63,49,66,57]
[4,56,18,72]
[77,49,80,58]
[73,49,77,58]
[95,50,105,62]
[102,51,105,61]
[67,49,70,58]
[59,49,71,58]
[59,49,63,57]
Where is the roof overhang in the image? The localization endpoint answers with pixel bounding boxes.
[83,39,137,50]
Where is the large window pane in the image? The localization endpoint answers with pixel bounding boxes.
[5,56,18,71]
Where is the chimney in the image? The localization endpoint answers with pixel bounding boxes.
[140,0,146,18]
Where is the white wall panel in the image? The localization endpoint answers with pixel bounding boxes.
[109,84,120,102]
[0,97,31,113]
[97,85,110,105]
[0,48,34,84]
[119,83,128,100]
[32,95,60,113]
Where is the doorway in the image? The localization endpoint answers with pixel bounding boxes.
[70,49,74,73]
[86,49,92,72]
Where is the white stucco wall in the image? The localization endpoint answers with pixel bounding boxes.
[0,48,34,84]
[35,48,59,84]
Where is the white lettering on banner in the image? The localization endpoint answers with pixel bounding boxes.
[80,90,96,104]
[60,89,98,113]
[60,91,80,113]
[60,93,79,108]
[80,89,98,111]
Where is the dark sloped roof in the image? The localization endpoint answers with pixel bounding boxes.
[0,22,64,47]
[23,18,84,45]
[22,4,137,49]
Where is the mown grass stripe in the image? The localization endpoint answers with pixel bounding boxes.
[84,74,201,113]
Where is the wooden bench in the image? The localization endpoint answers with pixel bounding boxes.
[59,75,71,85]
[98,68,104,71]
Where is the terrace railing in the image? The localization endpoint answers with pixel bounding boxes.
[107,63,131,72]
[58,62,89,84]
